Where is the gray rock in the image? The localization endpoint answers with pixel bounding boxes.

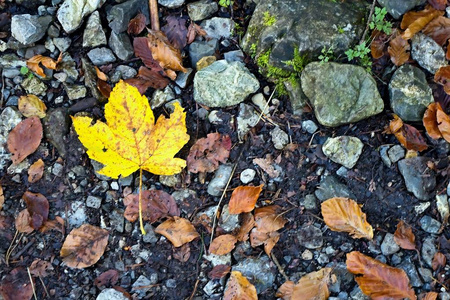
[21,76,47,96]
[64,84,87,100]
[219,204,240,232]
[143,224,159,244]
[43,108,70,158]
[301,62,384,127]
[204,252,231,267]
[398,257,423,287]
[11,14,52,45]
[436,194,449,221]
[207,164,233,196]
[377,0,426,19]
[132,275,157,297]
[419,215,441,234]
[411,33,447,74]
[83,11,107,48]
[151,86,175,109]
[47,25,60,38]
[387,145,405,163]
[67,201,87,228]
[0,54,26,69]
[285,79,309,116]
[233,256,276,293]
[81,57,106,102]
[389,64,433,121]
[189,39,218,67]
[380,233,400,256]
[175,68,194,88]
[115,65,137,80]
[203,280,221,296]
[224,50,245,63]
[315,175,355,201]
[194,60,259,107]
[300,194,317,210]
[187,0,218,21]
[201,17,235,39]
[302,120,318,134]
[86,195,102,209]
[240,168,256,184]
[251,93,269,114]
[418,267,433,283]
[57,0,105,33]
[0,108,22,170]
[110,209,124,233]
[109,31,134,61]
[237,103,259,140]
[270,126,289,150]
[422,236,437,267]
[322,136,363,169]
[87,48,116,65]
[52,163,64,177]
[158,0,184,8]
[379,145,391,167]
[96,288,128,300]
[297,224,323,249]
[107,0,150,34]
[53,37,71,52]
[398,157,436,201]
[24,45,47,59]
[2,68,21,79]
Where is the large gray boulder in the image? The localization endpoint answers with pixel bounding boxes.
[301,62,384,127]
[378,0,426,19]
[57,0,106,33]
[11,14,52,45]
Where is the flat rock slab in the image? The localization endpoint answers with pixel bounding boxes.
[301,62,384,127]
[398,157,436,201]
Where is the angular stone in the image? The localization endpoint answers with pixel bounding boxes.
[189,39,218,67]
[270,126,289,150]
[57,0,105,33]
[83,11,107,48]
[158,0,184,8]
[378,0,426,19]
[380,233,400,256]
[322,136,363,169]
[233,256,276,293]
[11,14,52,45]
[188,0,219,22]
[398,157,436,201]
[315,175,355,201]
[419,216,441,234]
[201,17,235,39]
[87,48,116,65]
[109,31,134,60]
[43,108,70,158]
[411,33,446,74]
[107,0,150,34]
[297,224,323,249]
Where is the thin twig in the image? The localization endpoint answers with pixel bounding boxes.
[27,267,38,300]
[360,0,377,44]
[271,253,289,282]
[149,0,160,31]
[5,230,20,266]
[39,276,49,298]
[188,279,200,300]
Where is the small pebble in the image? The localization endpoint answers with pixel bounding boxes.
[302,120,318,134]
[240,168,256,184]
[110,182,119,190]
[86,195,102,209]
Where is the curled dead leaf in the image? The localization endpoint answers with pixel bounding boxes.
[276,280,295,299]
[436,103,450,142]
[249,227,280,256]
[423,292,439,300]
[435,65,450,95]
[94,269,119,288]
[394,220,416,250]
[147,29,187,72]
[187,22,207,44]
[254,205,287,233]
[161,16,188,50]
[124,190,180,223]
[370,31,388,59]
[7,117,43,164]
[39,216,65,235]
[236,213,255,242]
[125,66,170,94]
[28,159,44,183]
[423,102,443,139]
[155,216,199,247]
[389,114,428,152]
[388,35,411,66]
[228,184,263,214]
[401,7,444,40]
[432,252,446,271]
[15,209,33,233]
[0,267,34,300]
[209,234,238,255]
[187,133,231,173]
[423,16,450,45]
[18,95,47,118]
[128,13,146,35]
[26,54,61,77]
[291,268,334,300]
[29,259,54,277]
[223,271,258,300]
[23,191,49,230]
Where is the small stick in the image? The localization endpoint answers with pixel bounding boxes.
[188,279,200,300]
[149,0,160,31]
[27,267,38,300]
[360,0,377,44]
[138,168,146,235]
[271,253,289,282]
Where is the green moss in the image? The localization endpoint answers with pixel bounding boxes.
[250,43,257,58]
[263,11,277,26]
[283,48,308,72]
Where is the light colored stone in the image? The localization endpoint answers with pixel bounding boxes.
[322,136,363,169]
[57,0,105,33]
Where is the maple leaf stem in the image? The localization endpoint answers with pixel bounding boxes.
[139,167,146,235]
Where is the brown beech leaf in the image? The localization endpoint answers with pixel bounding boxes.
[60,224,109,269]
[253,155,280,178]
[371,31,388,59]
[147,29,187,72]
[321,197,373,240]
[254,205,287,233]
[434,65,450,94]
[388,35,411,66]
[94,66,108,81]
[236,213,255,242]
[18,95,47,118]
[15,209,33,233]
[223,271,258,300]
[423,16,450,45]
[97,79,111,98]
[29,259,54,277]
[28,159,44,183]
[26,54,61,77]
[125,66,170,94]
[7,117,43,164]
[128,13,146,35]
[401,8,444,40]
[389,114,428,152]
[394,220,416,250]
[155,216,199,247]
[447,44,450,60]
[187,22,207,44]
[133,37,166,73]
[209,264,231,279]
[123,190,180,223]
[0,267,34,300]
[423,292,439,300]
[423,102,443,139]
[436,103,450,142]
[173,243,191,262]
[275,280,295,299]
[228,185,263,214]
[209,234,238,255]
[291,268,334,300]
[428,0,448,10]
[39,216,65,235]
[346,251,417,300]
[0,185,3,210]
[249,227,280,256]
[23,191,49,230]
[432,252,446,271]
[94,269,119,288]
[161,16,188,50]
[187,133,231,173]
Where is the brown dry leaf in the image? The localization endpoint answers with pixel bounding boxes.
[209,264,231,279]
[7,117,43,164]
[291,268,334,300]
[249,228,280,256]
[401,7,444,40]
[236,213,255,242]
[15,209,33,233]
[394,220,416,250]
[26,54,61,77]
[435,65,450,94]
[39,216,65,235]
[161,16,188,50]
[423,292,439,300]
[228,185,263,214]
[423,102,443,139]
[423,16,450,45]
[97,79,112,98]
[388,35,411,66]
[147,29,187,72]
[29,259,54,277]
[123,190,180,223]
[209,234,238,255]
[94,66,108,81]
[254,205,287,233]
[0,185,3,211]
[436,103,450,142]
[125,66,170,94]
[447,44,450,60]
[60,224,109,268]
[428,0,448,10]
[173,243,191,262]
[0,267,34,300]
[187,133,231,173]
[155,216,199,247]
[389,114,428,152]
[253,155,280,178]
[223,271,258,300]
[432,252,447,271]
[128,13,146,35]
[370,31,388,59]
[321,197,373,240]
[275,281,295,299]
[187,22,207,44]
[94,269,119,288]
[346,251,417,300]
[28,158,44,183]
[23,191,49,230]
[133,37,166,73]
[18,95,47,118]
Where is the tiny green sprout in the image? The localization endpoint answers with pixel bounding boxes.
[20,66,29,75]
[345,41,372,72]
[318,46,335,64]
[369,7,392,34]
[263,11,277,26]
[219,0,232,7]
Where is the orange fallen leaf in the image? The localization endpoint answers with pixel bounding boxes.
[321,197,373,240]
[39,216,65,235]
[28,159,44,183]
[7,117,43,164]
[187,22,207,44]
[15,209,34,233]
[370,30,387,59]
[208,264,231,279]
[94,66,108,81]
[223,271,258,300]
[435,65,450,95]
[209,234,238,255]
[229,185,263,214]
[18,95,47,118]
[436,101,450,143]
[0,185,3,211]
[388,114,428,152]
[60,224,109,268]
[155,216,199,247]
[423,102,443,139]
[401,7,443,40]
[394,220,416,250]
[291,268,334,300]
[432,252,446,271]
[23,191,49,230]
[26,54,61,77]
[423,292,439,300]
[388,35,410,67]
[249,227,280,256]
[254,205,287,233]
[275,280,295,299]
[423,16,450,45]
[346,251,416,300]
[128,13,146,35]
[147,29,187,73]
[235,213,255,242]
[187,133,231,173]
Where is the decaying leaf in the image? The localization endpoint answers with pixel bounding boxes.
[18,95,47,118]
[26,54,61,77]
[388,35,410,66]
[15,209,33,233]
[187,22,207,44]
[436,103,450,142]
[432,252,446,271]
[0,185,3,211]
[155,216,199,247]
[209,234,238,255]
[72,80,189,178]
[435,65,450,94]
[7,116,43,164]
[123,189,180,223]
[28,159,44,183]
[133,37,166,73]
[0,267,34,300]
[209,264,231,280]
[254,205,287,233]
[161,16,188,50]
[39,216,65,235]
[388,114,428,152]
[147,29,187,72]
[60,224,109,268]
[187,133,231,173]
[173,243,191,262]
[223,271,258,300]
[94,269,119,288]
[428,0,448,10]
[423,102,443,139]
[128,13,146,35]
[423,292,439,300]
[276,280,295,300]
[423,16,450,45]
[228,185,263,214]
[29,259,54,277]
[394,220,416,250]
[249,227,280,256]
[23,191,49,230]
[236,213,255,242]
[290,268,334,300]
[401,7,444,40]
[97,79,111,98]
[370,31,388,59]
[125,66,170,94]
[253,155,280,178]
[346,251,417,300]
[321,197,373,240]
